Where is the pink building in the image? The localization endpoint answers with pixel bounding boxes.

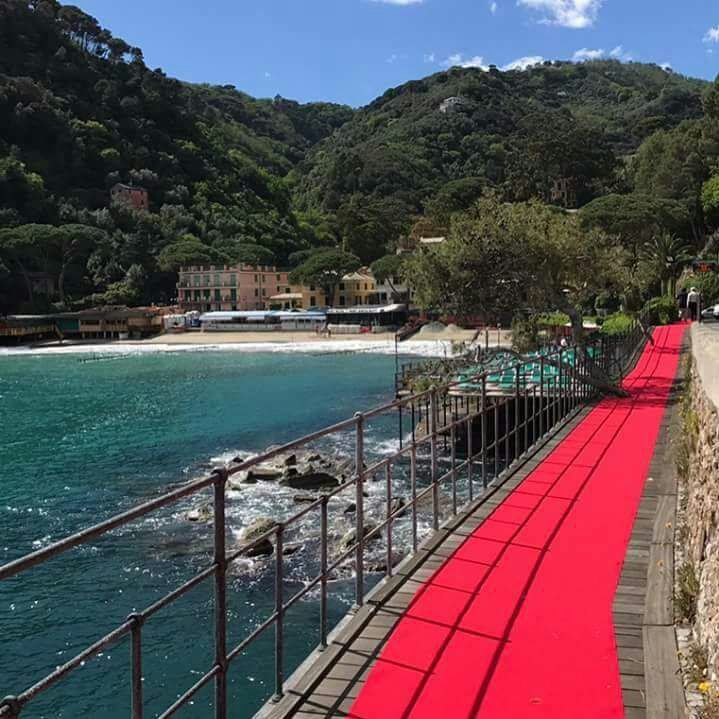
[110,183,149,211]
[176,265,292,312]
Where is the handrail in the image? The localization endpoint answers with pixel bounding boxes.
[0,319,647,719]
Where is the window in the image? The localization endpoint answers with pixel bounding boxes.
[310,296,316,307]
[204,275,210,286]
[262,288,266,296]
[339,283,345,291]
[286,287,291,294]
[230,274,237,286]
[365,283,368,290]
[339,296,346,306]
[214,289,221,301]
[193,275,200,287]
[310,285,316,291]
[214,274,221,285]
[254,274,258,282]
[194,290,201,301]
[230,289,237,300]
[254,288,259,297]
[276,274,281,281]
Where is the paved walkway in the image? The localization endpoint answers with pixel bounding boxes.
[269,324,687,719]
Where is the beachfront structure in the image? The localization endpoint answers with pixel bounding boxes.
[176,265,291,312]
[198,310,327,332]
[326,304,408,333]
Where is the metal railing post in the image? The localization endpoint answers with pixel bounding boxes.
[410,445,418,553]
[212,469,228,719]
[450,423,457,515]
[128,614,143,719]
[514,364,521,460]
[466,417,473,502]
[539,357,545,437]
[430,391,439,531]
[0,698,20,719]
[354,412,365,607]
[481,375,487,489]
[319,495,328,650]
[273,525,284,701]
[558,349,564,419]
[385,463,393,577]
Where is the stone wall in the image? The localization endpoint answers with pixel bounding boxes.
[682,325,719,680]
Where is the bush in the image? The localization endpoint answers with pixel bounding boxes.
[642,296,677,326]
[511,316,539,352]
[536,312,570,328]
[600,312,633,336]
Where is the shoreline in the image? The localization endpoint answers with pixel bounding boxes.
[0,329,487,358]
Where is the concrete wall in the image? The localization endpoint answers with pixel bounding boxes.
[684,324,719,678]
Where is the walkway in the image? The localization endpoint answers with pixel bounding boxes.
[268,324,686,719]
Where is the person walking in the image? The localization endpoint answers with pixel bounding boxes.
[676,286,689,321]
[687,286,701,322]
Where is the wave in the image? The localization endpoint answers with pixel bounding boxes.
[0,338,458,359]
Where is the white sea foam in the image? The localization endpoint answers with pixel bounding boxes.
[0,338,456,358]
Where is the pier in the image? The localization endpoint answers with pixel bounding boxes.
[1,318,685,719]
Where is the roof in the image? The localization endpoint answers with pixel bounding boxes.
[419,236,446,245]
[269,293,303,300]
[342,271,374,281]
[327,304,406,315]
[199,310,327,322]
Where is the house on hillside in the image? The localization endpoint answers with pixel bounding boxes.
[550,177,577,209]
[439,96,467,114]
[110,183,149,211]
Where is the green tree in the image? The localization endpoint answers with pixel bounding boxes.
[370,254,405,301]
[404,197,627,342]
[289,249,361,305]
[638,232,693,298]
[157,235,229,272]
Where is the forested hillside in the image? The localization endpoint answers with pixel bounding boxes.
[0,0,714,313]
[0,0,352,309]
[292,61,708,260]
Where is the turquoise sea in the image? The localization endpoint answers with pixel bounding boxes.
[0,347,421,718]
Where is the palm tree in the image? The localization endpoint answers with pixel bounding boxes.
[640,232,694,298]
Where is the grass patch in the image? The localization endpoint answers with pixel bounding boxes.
[676,562,701,623]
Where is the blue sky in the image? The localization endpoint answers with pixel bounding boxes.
[77,0,719,107]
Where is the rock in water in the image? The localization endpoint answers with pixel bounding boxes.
[239,517,276,557]
[187,503,212,522]
[391,497,407,518]
[340,522,379,551]
[281,471,339,490]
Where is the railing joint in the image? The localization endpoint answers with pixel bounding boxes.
[0,697,21,719]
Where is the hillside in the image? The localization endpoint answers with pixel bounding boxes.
[0,0,353,309]
[292,61,708,260]
[0,0,712,311]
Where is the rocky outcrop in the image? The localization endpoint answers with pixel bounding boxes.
[227,449,352,492]
[679,328,719,687]
[239,517,276,557]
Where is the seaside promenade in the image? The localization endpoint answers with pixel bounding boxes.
[268,323,687,718]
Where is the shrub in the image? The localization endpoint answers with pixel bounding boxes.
[676,562,700,623]
[600,312,633,336]
[511,316,539,352]
[642,296,677,326]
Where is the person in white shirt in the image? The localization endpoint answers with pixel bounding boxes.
[687,287,701,322]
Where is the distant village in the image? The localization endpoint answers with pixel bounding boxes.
[0,182,444,344]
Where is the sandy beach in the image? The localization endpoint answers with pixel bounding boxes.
[143,328,481,345]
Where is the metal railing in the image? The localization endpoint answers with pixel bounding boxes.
[0,320,647,719]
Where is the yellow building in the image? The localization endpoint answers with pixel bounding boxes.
[266,268,379,310]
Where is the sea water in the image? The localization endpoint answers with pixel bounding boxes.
[0,348,427,718]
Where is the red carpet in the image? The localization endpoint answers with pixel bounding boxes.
[348,324,685,719]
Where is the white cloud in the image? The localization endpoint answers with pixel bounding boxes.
[424,52,436,63]
[609,45,633,61]
[659,62,672,72]
[501,55,544,71]
[490,1,498,14]
[386,53,398,63]
[518,0,602,29]
[572,47,604,61]
[704,26,719,43]
[441,53,489,70]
